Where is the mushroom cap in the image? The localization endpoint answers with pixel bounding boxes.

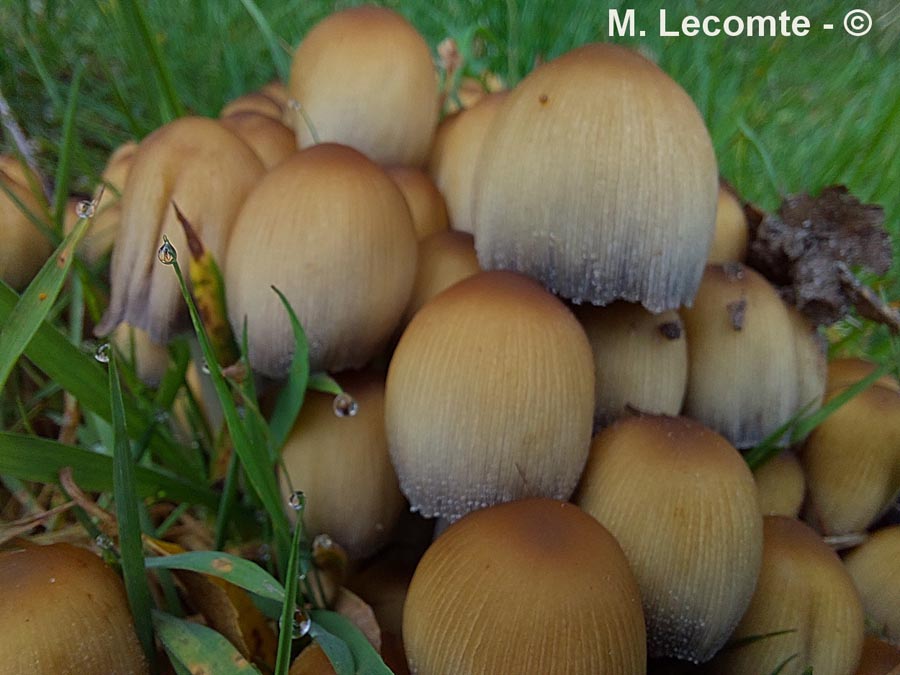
[826,358,900,395]
[789,306,827,412]
[802,383,900,535]
[96,116,265,343]
[708,184,748,264]
[575,415,762,663]
[385,167,449,240]
[386,270,595,521]
[288,6,439,166]
[403,498,646,675]
[0,154,52,290]
[427,92,507,234]
[753,451,806,518]
[225,143,417,376]
[575,302,687,426]
[0,543,148,674]
[220,91,284,121]
[854,636,900,675]
[220,112,296,169]
[404,230,480,321]
[472,43,718,310]
[682,264,801,448]
[844,526,900,644]
[710,516,864,675]
[278,369,405,559]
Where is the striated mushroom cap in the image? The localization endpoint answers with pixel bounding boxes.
[288,6,439,166]
[225,143,417,376]
[844,526,900,644]
[385,167,449,240]
[403,499,646,674]
[753,451,806,518]
[826,358,900,395]
[96,117,265,343]
[708,183,748,264]
[220,112,296,169]
[404,230,480,321]
[576,415,762,663]
[0,543,148,674]
[0,154,52,290]
[220,91,284,121]
[472,44,718,310]
[710,516,864,675]
[386,270,594,521]
[576,302,687,426]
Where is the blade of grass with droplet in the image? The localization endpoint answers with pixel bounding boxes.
[146,551,286,604]
[0,193,95,393]
[152,610,263,675]
[274,519,305,675]
[239,0,291,81]
[0,282,202,479]
[51,62,83,231]
[0,431,220,508]
[165,239,291,568]
[310,609,393,675]
[110,354,156,671]
[268,286,310,455]
[307,373,344,396]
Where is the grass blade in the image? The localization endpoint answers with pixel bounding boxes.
[0,431,221,510]
[310,609,393,675]
[275,518,305,675]
[268,286,310,454]
[0,190,98,392]
[239,0,291,81]
[51,62,84,231]
[146,551,286,604]
[110,354,156,671]
[153,610,263,675]
[308,620,354,675]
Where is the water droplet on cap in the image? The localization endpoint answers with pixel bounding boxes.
[291,609,311,638]
[157,240,177,265]
[75,200,95,219]
[332,392,358,418]
[95,533,114,550]
[200,359,211,375]
[288,491,306,511]
[312,533,333,552]
[94,343,110,363]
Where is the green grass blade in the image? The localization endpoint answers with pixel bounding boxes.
[152,610,263,675]
[308,620,354,675]
[239,0,291,81]
[769,654,800,675]
[307,373,344,396]
[0,431,220,509]
[51,61,83,231]
[0,192,95,392]
[724,628,797,651]
[146,551,286,604]
[110,354,156,672]
[268,286,310,454]
[310,610,392,674]
[275,519,305,675]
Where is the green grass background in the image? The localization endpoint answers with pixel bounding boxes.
[1,0,898,327]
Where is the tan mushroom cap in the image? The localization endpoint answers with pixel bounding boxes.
[472,43,718,310]
[853,636,900,675]
[288,6,439,166]
[844,526,900,644]
[428,91,507,234]
[403,499,646,675]
[708,184,748,264]
[278,369,405,559]
[576,415,762,663]
[220,91,284,121]
[0,543,148,675]
[576,302,687,426]
[96,116,265,343]
[0,154,53,290]
[385,167,449,240]
[753,451,806,518]
[404,230,480,321]
[220,112,296,169]
[386,270,595,521]
[225,143,417,376]
[710,516,864,675]
[826,358,900,394]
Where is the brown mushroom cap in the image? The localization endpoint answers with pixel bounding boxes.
[386,270,595,521]
[576,302,687,426]
[427,92,507,234]
[0,543,148,674]
[472,43,718,311]
[96,116,265,343]
[288,6,439,166]
[753,451,806,517]
[854,636,900,675]
[0,154,53,290]
[708,184,748,264]
[278,369,405,559]
[404,230,480,321]
[710,516,864,675]
[220,91,284,121]
[844,526,900,644]
[110,322,170,386]
[385,167,449,240]
[225,143,417,376]
[576,415,762,663]
[220,112,296,169]
[826,358,900,395]
[403,498,646,674]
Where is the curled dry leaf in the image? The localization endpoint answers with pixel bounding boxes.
[747,185,897,330]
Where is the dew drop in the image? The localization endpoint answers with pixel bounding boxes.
[94,343,110,363]
[288,490,306,512]
[287,98,302,111]
[200,359,211,375]
[154,410,170,424]
[95,533,114,550]
[312,533,333,553]
[75,199,95,219]
[332,392,358,418]
[291,608,311,638]
[157,240,177,265]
